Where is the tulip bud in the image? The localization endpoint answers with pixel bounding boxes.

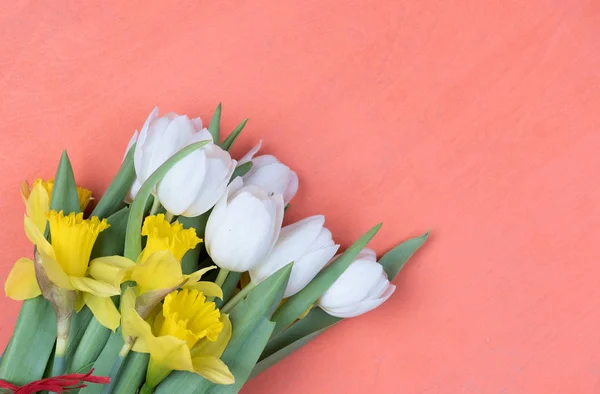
[250,215,339,297]
[239,141,299,204]
[205,177,284,272]
[318,248,396,318]
[128,107,236,216]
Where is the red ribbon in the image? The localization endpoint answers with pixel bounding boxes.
[0,369,109,393]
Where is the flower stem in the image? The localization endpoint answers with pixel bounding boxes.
[140,383,154,394]
[100,343,132,394]
[222,281,257,313]
[164,211,175,223]
[149,197,161,216]
[214,269,230,288]
[51,317,70,376]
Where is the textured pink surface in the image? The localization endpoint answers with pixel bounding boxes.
[1,1,600,393]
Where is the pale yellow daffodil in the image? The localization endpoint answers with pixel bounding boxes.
[122,288,234,389]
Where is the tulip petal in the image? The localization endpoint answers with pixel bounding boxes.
[5,258,41,300]
[26,183,50,234]
[283,170,299,204]
[88,256,135,287]
[319,260,385,309]
[130,250,183,294]
[250,215,324,284]
[157,144,207,215]
[191,355,234,385]
[70,276,120,297]
[283,244,340,298]
[183,281,223,300]
[84,292,120,331]
[24,216,54,259]
[321,285,396,318]
[238,140,262,165]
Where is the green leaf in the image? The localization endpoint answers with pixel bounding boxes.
[380,231,430,280]
[50,150,81,214]
[66,317,111,375]
[78,329,126,394]
[64,307,94,372]
[208,103,222,143]
[156,264,292,393]
[251,308,337,379]
[124,140,211,260]
[178,213,209,275]
[251,231,430,378]
[214,271,242,309]
[229,162,251,181]
[111,352,149,394]
[91,144,136,219]
[220,118,248,152]
[91,206,130,259]
[271,223,382,336]
[0,297,56,385]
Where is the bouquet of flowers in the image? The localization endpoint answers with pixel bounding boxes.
[0,105,428,394]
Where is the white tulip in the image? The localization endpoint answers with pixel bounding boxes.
[205,177,284,272]
[128,107,236,216]
[318,248,396,318]
[239,141,299,204]
[250,215,339,297]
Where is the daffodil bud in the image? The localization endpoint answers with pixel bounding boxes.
[205,177,284,272]
[238,141,299,204]
[318,248,396,318]
[129,107,236,216]
[250,215,339,297]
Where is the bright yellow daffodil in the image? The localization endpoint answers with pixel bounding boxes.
[122,288,234,389]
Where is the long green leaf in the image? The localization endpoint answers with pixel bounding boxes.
[90,207,130,259]
[110,352,149,394]
[215,271,242,309]
[208,103,222,143]
[271,223,382,336]
[78,328,125,394]
[220,118,248,152]
[124,140,211,260]
[50,150,81,214]
[156,264,292,392]
[252,230,431,378]
[229,162,251,181]
[380,231,430,279]
[250,310,333,379]
[90,144,136,219]
[178,214,209,274]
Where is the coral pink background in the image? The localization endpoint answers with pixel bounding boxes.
[1,1,600,393]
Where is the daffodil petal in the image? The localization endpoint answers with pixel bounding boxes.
[70,277,120,297]
[24,216,53,259]
[5,258,41,300]
[37,248,73,290]
[183,281,223,300]
[88,256,135,287]
[191,355,234,385]
[132,337,149,353]
[84,292,120,331]
[131,250,183,294]
[75,292,85,312]
[191,314,231,358]
[185,266,217,284]
[121,287,152,340]
[26,183,50,234]
[146,335,194,372]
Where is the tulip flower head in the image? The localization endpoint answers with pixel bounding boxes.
[318,248,396,318]
[238,141,299,204]
[205,177,284,272]
[128,107,236,216]
[250,215,340,297]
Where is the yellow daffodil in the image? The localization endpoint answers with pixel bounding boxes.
[5,202,120,330]
[21,178,93,216]
[122,288,234,390]
[139,214,201,262]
